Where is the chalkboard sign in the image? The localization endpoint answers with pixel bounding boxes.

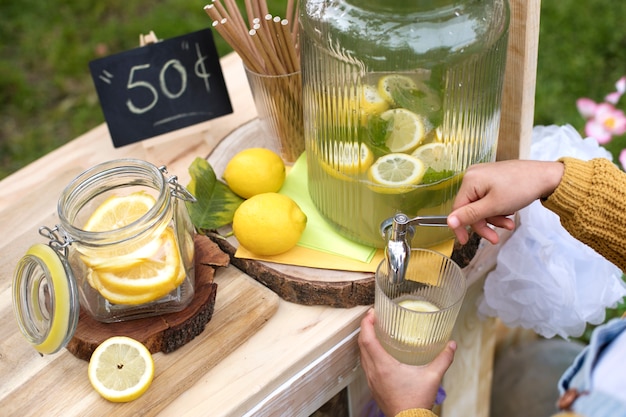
[89,28,233,147]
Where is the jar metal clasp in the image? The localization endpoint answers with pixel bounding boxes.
[159,165,197,203]
[38,225,73,258]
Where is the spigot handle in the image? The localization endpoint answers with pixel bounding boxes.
[380,214,448,237]
[409,215,449,227]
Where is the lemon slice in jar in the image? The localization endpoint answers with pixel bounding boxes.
[81,237,163,270]
[80,191,160,269]
[367,153,426,193]
[79,191,184,304]
[83,191,156,232]
[379,108,427,153]
[88,336,155,402]
[89,271,181,306]
[95,228,183,301]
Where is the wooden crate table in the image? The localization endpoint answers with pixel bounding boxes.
[0,0,539,410]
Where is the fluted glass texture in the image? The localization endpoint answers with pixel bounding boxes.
[301,0,509,247]
[245,67,304,163]
[374,248,466,365]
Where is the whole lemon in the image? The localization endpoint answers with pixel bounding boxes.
[233,193,307,256]
[223,148,286,199]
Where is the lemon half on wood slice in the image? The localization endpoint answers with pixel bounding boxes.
[88,336,155,402]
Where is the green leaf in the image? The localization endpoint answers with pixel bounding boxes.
[361,115,391,157]
[421,168,455,184]
[185,157,244,231]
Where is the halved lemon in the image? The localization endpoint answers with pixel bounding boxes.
[411,142,451,172]
[88,336,155,402]
[95,228,183,299]
[380,108,427,153]
[83,191,156,232]
[367,153,426,193]
[377,74,419,106]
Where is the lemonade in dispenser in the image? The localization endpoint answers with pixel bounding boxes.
[300,0,510,247]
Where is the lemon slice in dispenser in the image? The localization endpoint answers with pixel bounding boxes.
[379,108,427,153]
[367,153,426,193]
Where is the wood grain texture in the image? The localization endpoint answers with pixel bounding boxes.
[1,261,279,417]
[497,0,541,161]
[209,230,481,307]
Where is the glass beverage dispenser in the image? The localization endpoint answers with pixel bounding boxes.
[300,0,510,248]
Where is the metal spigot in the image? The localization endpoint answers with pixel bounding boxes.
[380,213,449,284]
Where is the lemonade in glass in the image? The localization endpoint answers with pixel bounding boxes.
[374,248,466,365]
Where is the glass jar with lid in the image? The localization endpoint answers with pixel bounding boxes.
[300,0,510,248]
[12,159,197,354]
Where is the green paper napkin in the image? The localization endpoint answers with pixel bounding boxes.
[279,153,378,263]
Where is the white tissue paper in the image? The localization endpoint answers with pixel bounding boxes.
[478,124,626,339]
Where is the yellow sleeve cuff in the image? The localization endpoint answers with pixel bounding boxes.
[395,409,438,417]
[542,157,594,220]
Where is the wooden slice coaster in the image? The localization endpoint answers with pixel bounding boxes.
[208,231,480,308]
[66,234,229,361]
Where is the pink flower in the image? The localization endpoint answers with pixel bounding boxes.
[605,92,621,105]
[577,98,598,118]
[584,102,626,144]
[605,77,626,104]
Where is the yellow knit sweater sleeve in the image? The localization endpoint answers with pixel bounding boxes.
[394,408,583,417]
[542,157,626,272]
[395,409,438,417]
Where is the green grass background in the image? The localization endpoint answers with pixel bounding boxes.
[2,1,626,179]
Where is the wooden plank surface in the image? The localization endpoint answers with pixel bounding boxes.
[0,267,279,417]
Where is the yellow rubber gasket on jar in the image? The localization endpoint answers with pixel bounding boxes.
[16,244,73,355]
